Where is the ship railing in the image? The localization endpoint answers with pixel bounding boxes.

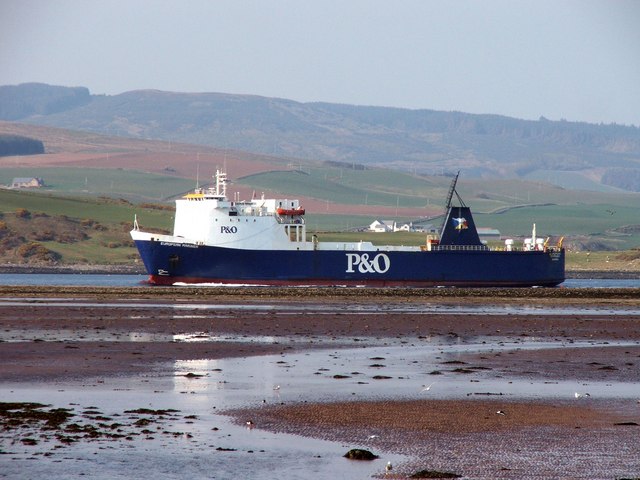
[275,216,305,225]
[429,245,490,252]
[493,245,564,253]
[430,245,564,253]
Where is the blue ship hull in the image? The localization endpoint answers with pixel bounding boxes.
[134,240,565,287]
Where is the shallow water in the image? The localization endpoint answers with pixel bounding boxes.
[3,334,640,479]
[2,296,640,316]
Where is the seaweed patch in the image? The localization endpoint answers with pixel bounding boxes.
[0,402,193,455]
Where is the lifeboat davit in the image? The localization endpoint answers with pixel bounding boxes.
[276,207,305,216]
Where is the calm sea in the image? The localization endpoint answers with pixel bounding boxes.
[0,274,637,288]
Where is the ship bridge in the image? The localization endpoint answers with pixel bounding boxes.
[172,170,308,250]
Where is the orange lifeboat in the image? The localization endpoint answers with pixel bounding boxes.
[276,207,305,216]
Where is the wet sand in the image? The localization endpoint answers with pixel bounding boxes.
[1,286,640,478]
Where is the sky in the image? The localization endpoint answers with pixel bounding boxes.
[1,0,639,126]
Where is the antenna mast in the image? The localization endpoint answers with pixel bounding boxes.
[195,155,200,189]
[440,171,465,234]
[444,171,464,209]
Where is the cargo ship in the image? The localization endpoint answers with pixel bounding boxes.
[131,171,565,287]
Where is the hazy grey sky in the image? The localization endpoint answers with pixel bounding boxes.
[1,0,639,125]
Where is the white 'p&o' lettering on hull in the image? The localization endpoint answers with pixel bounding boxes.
[345,253,391,274]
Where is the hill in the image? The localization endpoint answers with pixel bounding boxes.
[3,83,640,192]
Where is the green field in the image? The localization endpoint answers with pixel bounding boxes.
[0,188,172,229]
[238,169,442,208]
[0,167,194,202]
[474,204,640,236]
[236,167,640,212]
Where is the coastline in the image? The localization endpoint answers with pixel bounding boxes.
[0,284,639,305]
[0,264,145,275]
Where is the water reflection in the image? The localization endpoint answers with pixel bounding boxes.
[168,339,640,408]
[0,329,283,344]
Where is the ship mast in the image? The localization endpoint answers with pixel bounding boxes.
[444,171,465,209]
[440,171,464,234]
[214,169,228,198]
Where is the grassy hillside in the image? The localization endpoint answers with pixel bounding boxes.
[0,188,172,227]
[237,167,640,210]
[238,168,447,208]
[0,188,172,266]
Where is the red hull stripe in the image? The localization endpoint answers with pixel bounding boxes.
[148,275,561,288]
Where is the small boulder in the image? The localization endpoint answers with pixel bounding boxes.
[343,448,378,461]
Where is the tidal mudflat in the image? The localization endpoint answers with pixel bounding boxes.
[1,286,639,479]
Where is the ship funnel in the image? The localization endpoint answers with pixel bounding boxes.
[438,173,484,247]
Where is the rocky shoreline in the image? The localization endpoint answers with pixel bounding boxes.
[0,264,145,275]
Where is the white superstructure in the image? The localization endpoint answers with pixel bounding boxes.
[132,170,312,250]
[131,170,426,253]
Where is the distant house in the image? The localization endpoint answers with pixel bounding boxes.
[10,177,44,189]
[477,227,501,242]
[418,224,440,234]
[369,220,434,233]
[369,220,397,232]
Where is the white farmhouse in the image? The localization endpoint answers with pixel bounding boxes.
[369,220,397,232]
[10,177,44,188]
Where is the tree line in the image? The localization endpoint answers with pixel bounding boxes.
[0,135,45,156]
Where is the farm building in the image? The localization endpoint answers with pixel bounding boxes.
[369,220,397,232]
[10,177,45,189]
[369,220,427,233]
[477,227,501,242]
